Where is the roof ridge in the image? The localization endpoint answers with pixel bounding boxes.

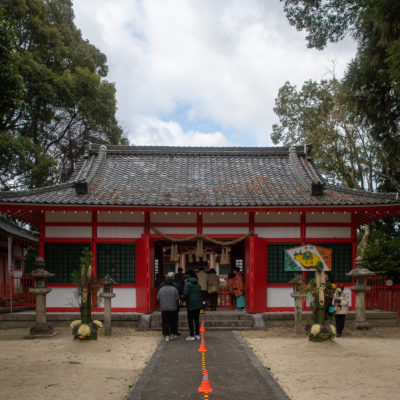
[0,182,74,199]
[87,143,311,156]
[73,145,107,194]
[325,184,398,199]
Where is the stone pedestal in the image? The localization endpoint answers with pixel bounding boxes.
[28,287,55,337]
[289,274,306,334]
[346,256,375,330]
[26,257,56,338]
[100,292,115,336]
[291,292,307,334]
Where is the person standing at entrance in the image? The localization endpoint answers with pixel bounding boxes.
[183,272,202,340]
[174,267,185,292]
[196,267,208,310]
[157,277,179,342]
[207,268,220,311]
[227,272,235,309]
[332,284,349,337]
[232,267,245,310]
[159,272,183,336]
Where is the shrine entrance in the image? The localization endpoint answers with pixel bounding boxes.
[153,240,245,310]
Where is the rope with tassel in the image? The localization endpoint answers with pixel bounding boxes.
[149,225,253,246]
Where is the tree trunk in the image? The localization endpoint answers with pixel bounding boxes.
[80,289,92,324]
[357,224,370,258]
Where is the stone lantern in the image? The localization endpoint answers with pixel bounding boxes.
[289,274,307,334]
[28,257,55,337]
[100,275,117,336]
[346,256,375,329]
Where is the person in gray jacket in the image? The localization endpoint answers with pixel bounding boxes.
[157,277,179,342]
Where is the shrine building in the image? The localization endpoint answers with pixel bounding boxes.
[0,143,399,313]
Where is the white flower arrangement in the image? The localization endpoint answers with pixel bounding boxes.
[310,324,321,335]
[71,319,102,339]
[305,320,336,341]
[77,324,91,338]
[92,320,103,329]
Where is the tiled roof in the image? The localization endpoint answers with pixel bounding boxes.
[0,214,38,243]
[0,143,398,208]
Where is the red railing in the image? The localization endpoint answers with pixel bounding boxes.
[366,275,400,317]
[0,277,35,309]
[217,287,234,309]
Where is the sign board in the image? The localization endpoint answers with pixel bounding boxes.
[284,244,332,272]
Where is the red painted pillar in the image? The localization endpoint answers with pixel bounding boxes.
[135,234,155,313]
[39,211,45,258]
[91,210,98,308]
[245,235,267,313]
[197,212,203,234]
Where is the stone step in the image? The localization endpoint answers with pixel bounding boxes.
[150,314,253,330]
[151,312,252,321]
[150,321,253,330]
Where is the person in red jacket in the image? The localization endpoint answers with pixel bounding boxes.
[232,267,245,310]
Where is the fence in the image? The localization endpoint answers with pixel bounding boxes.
[0,277,35,309]
[216,287,233,309]
[366,275,400,317]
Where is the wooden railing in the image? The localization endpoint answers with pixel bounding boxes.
[366,275,400,317]
[0,277,35,308]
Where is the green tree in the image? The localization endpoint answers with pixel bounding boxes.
[271,77,383,257]
[0,0,127,190]
[272,78,379,191]
[363,217,400,282]
[280,0,400,191]
[279,0,400,276]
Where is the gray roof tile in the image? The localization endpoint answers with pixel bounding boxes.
[0,144,398,208]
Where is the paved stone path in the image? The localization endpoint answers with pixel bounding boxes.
[127,330,290,400]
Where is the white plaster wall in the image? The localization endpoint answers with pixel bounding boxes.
[150,213,196,223]
[46,226,91,238]
[306,226,351,238]
[47,287,79,307]
[267,287,294,308]
[45,211,92,223]
[203,212,248,224]
[155,227,197,235]
[97,226,143,238]
[202,227,249,235]
[255,212,300,223]
[97,211,144,223]
[306,212,351,223]
[255,227,300,238]
[112,288,136,308]
[46,287,137,308]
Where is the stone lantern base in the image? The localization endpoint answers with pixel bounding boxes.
[354,320,371,330]
[26,323,58,339]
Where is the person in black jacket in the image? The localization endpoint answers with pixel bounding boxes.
[160,272,183,336]
[183,272,202,341]
[157,277,179,342]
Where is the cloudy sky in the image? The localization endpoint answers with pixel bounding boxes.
[73,0,356,147]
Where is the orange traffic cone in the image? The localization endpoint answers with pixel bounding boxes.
[198,336,207,352]
[199,323,206,333]
[198,370,212,393]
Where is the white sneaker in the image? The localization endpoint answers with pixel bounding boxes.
[165,335,170,342]
[185,336,195,341]
[195,335,201,340]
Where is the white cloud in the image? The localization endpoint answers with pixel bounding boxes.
[73,0,356,146]
[129,116,232,147]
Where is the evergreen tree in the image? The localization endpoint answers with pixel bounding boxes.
[0,0,127,190]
